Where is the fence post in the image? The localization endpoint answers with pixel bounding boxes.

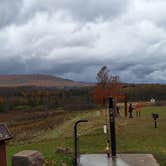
[124,94,128,117]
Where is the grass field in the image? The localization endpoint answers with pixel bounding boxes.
[3,106,166,165]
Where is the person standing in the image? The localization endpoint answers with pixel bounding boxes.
[129,103,134,118]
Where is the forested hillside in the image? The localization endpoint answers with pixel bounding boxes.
[0,84,166,112]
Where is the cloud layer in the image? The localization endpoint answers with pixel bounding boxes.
[0,0,166,83]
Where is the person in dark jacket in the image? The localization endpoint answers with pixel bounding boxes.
[129,103,134,118]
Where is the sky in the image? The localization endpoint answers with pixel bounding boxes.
[0,0,166,83]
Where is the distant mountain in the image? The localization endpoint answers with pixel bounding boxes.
[0,74,91,88]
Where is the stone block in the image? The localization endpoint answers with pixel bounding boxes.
[12,150,44,166]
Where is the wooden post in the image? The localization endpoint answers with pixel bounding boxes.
[0,141,7,166]
[0,123,12,166]
[124,94,128,117]
[114,96,117,117]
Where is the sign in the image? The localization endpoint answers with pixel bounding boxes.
[0,123,12,141]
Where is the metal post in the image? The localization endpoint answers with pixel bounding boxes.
[74,124,77,166]
[77,136,80,164]
[152,113,159,128]
[155,120,157,128]
[73,120,88,166]
[109,97,116,157]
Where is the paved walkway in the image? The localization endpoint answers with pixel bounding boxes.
[80,154,159,166]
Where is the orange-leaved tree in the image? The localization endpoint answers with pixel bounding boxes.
[92,66,121,108]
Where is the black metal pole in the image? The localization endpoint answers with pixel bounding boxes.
[74,124,77,166]
[73,120,88,166]
[155,120,157,128]
[109,97,116,157]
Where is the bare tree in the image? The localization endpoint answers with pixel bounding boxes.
[96,66,110,87]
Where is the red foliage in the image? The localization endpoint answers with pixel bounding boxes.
[92,66,121,106]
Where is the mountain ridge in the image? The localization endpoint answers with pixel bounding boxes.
[0,74,91,87]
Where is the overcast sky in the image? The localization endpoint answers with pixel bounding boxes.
[0,0,166,83]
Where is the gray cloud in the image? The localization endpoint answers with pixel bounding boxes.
[0,0,22,27]
[0,0,128,28]
[0,0,166,83]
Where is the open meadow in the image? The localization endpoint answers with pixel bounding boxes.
[1,105,166,166]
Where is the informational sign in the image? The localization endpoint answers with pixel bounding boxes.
[0,123,12,141]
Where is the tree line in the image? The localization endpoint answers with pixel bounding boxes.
[0,67,166,112]
[0,86,94,112]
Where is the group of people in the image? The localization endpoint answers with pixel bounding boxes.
[116,103,141,118]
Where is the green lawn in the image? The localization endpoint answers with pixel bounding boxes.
[7,106,166,165]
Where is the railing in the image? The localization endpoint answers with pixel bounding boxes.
[77,136,80,164]
[73,120,88,166]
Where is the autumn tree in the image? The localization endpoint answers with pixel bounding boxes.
[92,66,110,107]
[92,66,121,108]
[96,66,110,87]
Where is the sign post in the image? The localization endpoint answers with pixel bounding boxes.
[0,123,12,166]
[109,97,116,157]
[152,113,159,128]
